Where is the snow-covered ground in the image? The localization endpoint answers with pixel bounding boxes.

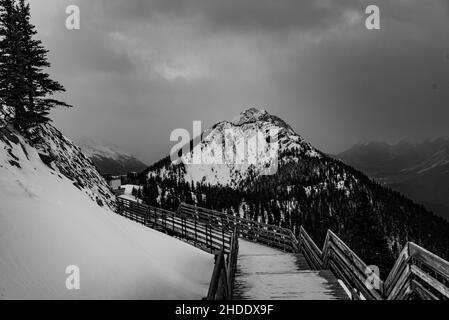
[0,129,213,299]
[119,184,143,202]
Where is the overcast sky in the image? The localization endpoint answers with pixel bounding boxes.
[28,0,449,164]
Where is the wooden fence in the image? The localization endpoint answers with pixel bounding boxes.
[116,198,449,300]
[117,197,240,300]
[178,203,298,253]
[117,198,232,254]
[206,228,239,300]
[384,242,449,300]
[181,202,449,300]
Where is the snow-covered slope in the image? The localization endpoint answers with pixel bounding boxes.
[79,137,147,175]
[28,124,116,209]
[0,127,213,299]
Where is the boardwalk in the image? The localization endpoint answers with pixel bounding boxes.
[118,199,449,300]
[233,240,349,300]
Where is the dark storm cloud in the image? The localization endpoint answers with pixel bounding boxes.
[101,0,449,35]
[59,32,135,76]
[99,0,360,33]
[28,0,449,163]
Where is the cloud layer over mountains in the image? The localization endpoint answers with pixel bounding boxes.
[30,0,449,164]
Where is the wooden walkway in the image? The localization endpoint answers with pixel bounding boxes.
[118,199,449,300]
[233,240,349,300]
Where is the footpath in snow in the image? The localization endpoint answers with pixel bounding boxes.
[233,240,348,300]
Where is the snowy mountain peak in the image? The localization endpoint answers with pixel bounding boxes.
[231,108,292,131]
[78,137,132,161]
[149,108,321,187]
[231,108,268,125]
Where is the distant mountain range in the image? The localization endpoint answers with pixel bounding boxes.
[138,108,449,274]
[337,138,449,221]
[78,138,147,175]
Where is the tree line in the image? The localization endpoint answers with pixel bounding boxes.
[0,0,70,136]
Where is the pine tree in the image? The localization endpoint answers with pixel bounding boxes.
[0,0,23,127]
[0,0,71,134]
[346,198,394,276]
[15,0,71,132]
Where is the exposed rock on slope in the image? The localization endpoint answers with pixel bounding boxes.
[28,124,116,209]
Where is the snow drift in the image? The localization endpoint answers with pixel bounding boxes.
[0,127,213,299]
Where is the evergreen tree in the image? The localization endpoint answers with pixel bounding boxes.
[0,0,23,126]
[0,0,71,134]
[16,0,72,131]
[346,198,394,275]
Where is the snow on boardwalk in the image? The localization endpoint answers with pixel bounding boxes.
[233,240,348,300]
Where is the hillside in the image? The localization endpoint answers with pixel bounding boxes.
[140,108,449,276]
[0,126,213,299]
[27,125,116,209]
[337,139,449,220]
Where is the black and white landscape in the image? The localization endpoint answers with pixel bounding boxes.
[1,0,449,301]
[141,108,449,276]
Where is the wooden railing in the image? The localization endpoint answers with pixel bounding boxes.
[178,203,299,253]
[206,228,239,300]
[113,188,125,196]
[181,203,449,300]
[298,226,383,299]
[384,242,449,300]
[117,198,240,300]
[298,226,323,270]
[117,198,232,254]
[297,226,449,300]
[321,229,383,300]
[117,199,449,300]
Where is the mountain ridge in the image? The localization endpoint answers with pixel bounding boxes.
[78,137,147,175]
[337,138,449,220]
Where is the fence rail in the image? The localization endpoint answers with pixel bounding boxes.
[384,242,449,300]
[206,228,239,300]
[117,198,232,254]
[298,225,449,300]
[116,198,240,300]
[178,203,299,253]
[181,202,449,300]
[322,229,383,300]
[116,198,449,300]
